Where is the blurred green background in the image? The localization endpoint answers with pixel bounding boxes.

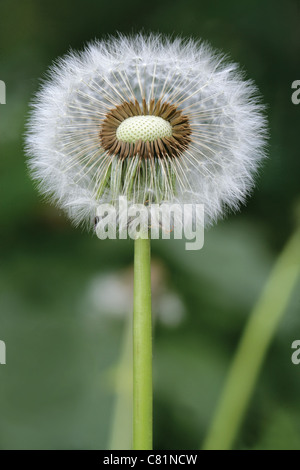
[1,0,300,450]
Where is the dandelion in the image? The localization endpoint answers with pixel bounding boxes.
[25,34,267,450]
[26,34,266,230]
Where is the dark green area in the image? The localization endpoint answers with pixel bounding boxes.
[0,0,299,450]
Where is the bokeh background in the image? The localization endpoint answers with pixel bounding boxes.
[1,0,300,450]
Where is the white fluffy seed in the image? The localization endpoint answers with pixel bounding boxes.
[25,34,267,229]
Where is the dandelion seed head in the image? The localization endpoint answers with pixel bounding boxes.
[116,116,172,144]
[25,33,267,230]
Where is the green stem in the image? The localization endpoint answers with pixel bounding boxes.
[203,227,300,450]
[133,236,153,450]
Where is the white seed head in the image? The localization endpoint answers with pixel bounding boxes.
[25,34,267,230]
[116,116,172,143]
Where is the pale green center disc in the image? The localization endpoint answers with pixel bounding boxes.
[116,115,172,143]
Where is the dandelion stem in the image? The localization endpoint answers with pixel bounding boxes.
[133,236,153,450]
[203,227,300,450]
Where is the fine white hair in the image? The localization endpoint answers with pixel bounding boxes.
[25,33,267,230]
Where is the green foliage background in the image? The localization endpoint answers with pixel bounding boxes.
[0,0,299,450]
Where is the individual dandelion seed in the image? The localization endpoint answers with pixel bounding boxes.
[25,34,267,231]
[25,34,267,451]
